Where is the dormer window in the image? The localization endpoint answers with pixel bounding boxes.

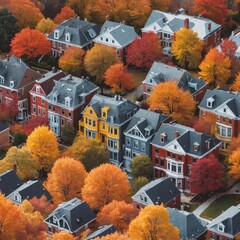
[223,108,226,113]
[10,80,14,88]
[145,129,150,137]
[65,96,71,107]
[54,30,60,39]
[65,33,71,42]
[207,96,215,108]
[193,142,199,152]
[36,86,40,93]
[218,224,225,232]
[110,116,114,123]
[53,92,59,102]
[160,133,166,143]
[0,75,4,83]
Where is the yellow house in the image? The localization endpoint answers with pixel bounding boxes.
[79,95,139,165]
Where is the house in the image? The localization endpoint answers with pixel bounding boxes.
[48,17,101,57]
[207,205,240,240]
[132,177,181,209]
[0,56,42,120]
[94,20,138,62]
[85,225,117,240]
[30,68,65,120]
[0,170,22,196]
[123,109,171,176]
[0,121,9,150]
[142,9,221,55]
[142,61,208,102]
[79,94,139,165]
[168,208,207,240]
[44,198,96,238]
[151,123,221,192]
[199,88,240,155]
[47,75,98,136]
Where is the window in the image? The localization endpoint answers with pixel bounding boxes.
[65,33,71,42]
[90,110,93,114]
[222,117,226,123]
[187,165,191,175]
[93,120,96,127]
[61,108,65,114]
[42,109,46,116]
[172,153,176,159]
[65,97,71,107]
[217,124,232,137]
[155,156,159,164]
[112,40,115,43]
[106,38,108,42]
[38,106,41,115]
[160,157,164,167]
[41,99,44,105]
[86,129,96,138]
[155,147,159,153]
[114,128,117,135]
[193,143,199,152]
[108,139,117,149]
[141,143,146,151]
[229,119,232,124]
[125,148,131,158]
[54,30,59,39]
[33,96,36,102]
[100,37,103,41]
[36,86,40,93]
[133,140,139,149]
[193,158,197,164]
[61,118,65,126]
[68,111,71,118]
[0,76,4,83]
[167,160,182,174]
[10,81,14,88]
[217,116,220,121]
[102,123,105,130]
[102,111,106,118]
[126,137,130,145]
[33,104,36,113]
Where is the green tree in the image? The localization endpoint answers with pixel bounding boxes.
[61,124,76,146]
[130,176,150,195]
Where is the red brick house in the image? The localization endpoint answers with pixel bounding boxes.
[0,121,9,151]
[29,68,65,120]
[151,123,221,192]
[0,56,42,120]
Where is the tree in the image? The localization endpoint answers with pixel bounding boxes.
[94,232,131,240]
[232,73,240,92]
[13,132,27,146]
[126,32,162,69]
[45,157,87,204]
[11,28,51,60]
[84,44,118,93]
[0,93,18,122]
[128,205,180,240]
[36,18,56,34]
[220,39,238,58]
[150,0,172,12]
[54,6,77,24]
[97,200,139,232]
[228,149,240,179]
[147,81,196,125]
[193,0,228,25]
[59,47,85,76]
[193,115,217,135]
[64,134,109,172]
[0,8,18,53]
[227,136,240,155]
[199,48,231,88]
[171,28,203,69]
[61,124,76,146]
[52,231,76,240]
[104,63,135,94]
[23,116,49,136]
[0,146,40,181]
[67,0,87,18]
[82,163,130,210]
[130,177,150,195]
[26,126,59,172]
[130,155,153,180]
[190,154,224,194]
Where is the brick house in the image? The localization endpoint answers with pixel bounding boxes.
[29,68,66,120]
[0,56,42,120]
[151,123,221,192]
[93,20,138,62]
[142,9,221,55]
[142,61,208,102]
[47,75,98,136]
[0,121,9,151]
[47,17,101,57]
[132,177,181,209]
[198,88,240,155]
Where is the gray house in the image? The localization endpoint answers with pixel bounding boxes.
[123,109,171,175]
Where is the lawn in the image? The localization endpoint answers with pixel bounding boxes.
[200,194,240,220]
[189,202,201,212]
[129,68,148,87]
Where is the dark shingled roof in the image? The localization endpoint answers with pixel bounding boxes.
[85,225,117,240]
[0,121,9,132]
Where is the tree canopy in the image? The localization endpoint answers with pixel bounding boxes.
[54,6,77,24]
[36,18,56,34]
[228,149,240,179]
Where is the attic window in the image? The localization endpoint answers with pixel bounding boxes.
[36,86,40,93]
[0,76,4,83]
[174,145,177,149]
[218,224,225,232]
[160,133,166,143]
[153,26,156,30]
[106,38,109,42]
[65,96,71,107]
[223,108,226,113]
[145,129,150,137]
[54,30,60,39]
[10,80,14,88]
[193,142,199,152]
[207,97,215,108]
[65,33,71,42]
[110,116,114,123]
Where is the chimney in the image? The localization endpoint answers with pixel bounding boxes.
[52,67,56,73]
[205,140,210,150]
[106,15,109,21]
[184,18,189,29]
[175,131,180,138]
[229,87,232,93]
[208,23,211,31]
[69,74,73,80]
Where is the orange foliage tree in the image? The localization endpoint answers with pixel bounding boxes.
[193,115,217,135]
[45,157,87,204]
[150,0,172,11]
[128,205,180,240]
[36,18,56,34]
[104,63,135,94]
[126,32,162,69]
[82,163,131,210]
[52,231,76,240]
[54,6,77,24]
[97,200,139,232]
[220,39,238,58]
[228,149,240,179]
[147,81,196,125]
[59,47,85,76]
[199,48,231,88]
[232,73,240,92]
[11,28,51,60]
[94,232,131,240]
[67,0,87,18]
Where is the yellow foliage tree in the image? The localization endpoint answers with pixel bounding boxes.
[232,73,240,92]
[52,231,76,240]
[199,48,231,88]
[67,0,87,18]
[36,18,56,34]
[147,81,196,125]
[128,205,180,240]
[26,126,59,172]
[171,28,203,69]
[94,232,131,240]
[45,157,87,204]
[228,149,240,179]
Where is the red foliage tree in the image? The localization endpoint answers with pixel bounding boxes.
[54,6,77,24]
[24,116,49,136]
[190,154,224,194]
[0,93,18,122]
[220,39,238,58]
[126,32,162,69]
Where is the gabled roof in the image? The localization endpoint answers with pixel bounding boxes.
[168,208,207,239]
[48,18,101,48]
[45,198,96,233]
[85,225,117,240]
[0,170,22,196]
[132,177,180,205]
[207,205,240,238]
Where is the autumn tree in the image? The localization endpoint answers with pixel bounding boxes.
[84,44,118,93]
[52,231,76,240]
[104,63,135,94]
[36,18,56,34]
[220,39,238,59]
[59,47,85,76]
[67,0,87,18]
[199,48,231,88]
[24,116,49,136]
[82,163,131,210]
[193,0,228,25]
[93,232,131,240]
[0,93,18,122]
[61,124,76,145]
[45,157,87,204]
[97,200,139,232]
[171,28,203,69]
[128,205,180,240]
[227,136,240,155]
[232,73,240,92]
[147,81,196,125]
[26,126,59,173]
[126,32,162,69]
[54,6,77,24]
[193,115,217,135]
[190,154,224,194]
[64,134,109,172]
[11,28,51,60]
[130,176,150,195]
[150,0,172,12]
[228,149,240,179]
